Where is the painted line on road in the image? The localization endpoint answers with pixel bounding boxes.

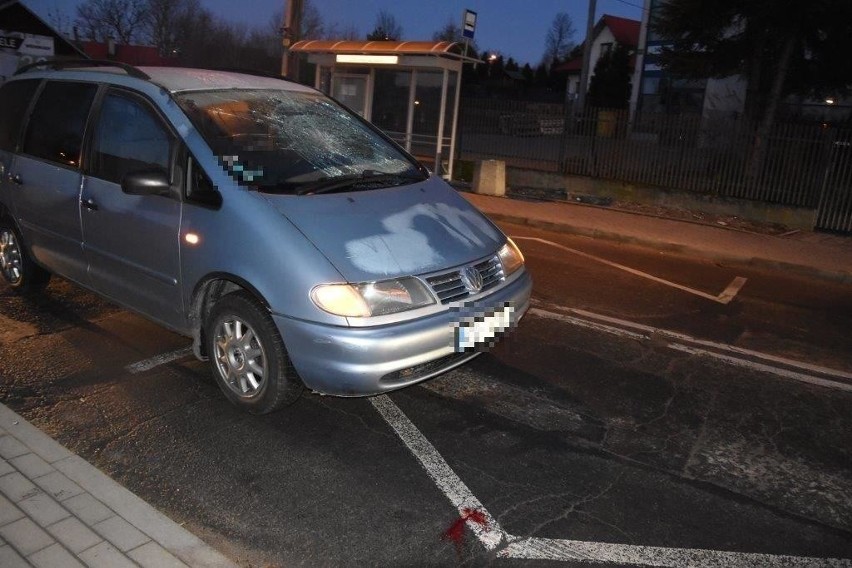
[530,304,852,393]
[372,394,851,565]
[369,395,504,550]
[498,535,852,566]
[126,346,193,374]
[512,236,747,305]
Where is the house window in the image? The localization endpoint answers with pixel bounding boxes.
[600,42,613,56]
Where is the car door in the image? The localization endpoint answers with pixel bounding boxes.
[12,80,98,284]
[80,87,183,328]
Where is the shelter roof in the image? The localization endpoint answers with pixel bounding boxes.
[290,40,481,63]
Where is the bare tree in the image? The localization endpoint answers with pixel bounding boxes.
[144,0,198,55]
[75,0,148,44]
[45,3,73,37]
[433,17,478,54]
[367,10,402,41]
[543,12,576,66]
[324,22,361,40]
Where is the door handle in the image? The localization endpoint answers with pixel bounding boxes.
[81,197,98,211]
[8,173,22,185]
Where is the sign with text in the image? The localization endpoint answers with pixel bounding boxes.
[462,10,477,39]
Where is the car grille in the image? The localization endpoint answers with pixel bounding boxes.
[424,255,504,304]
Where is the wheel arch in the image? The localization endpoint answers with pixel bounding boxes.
[188,272,272,360]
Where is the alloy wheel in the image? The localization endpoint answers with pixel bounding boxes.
[213,316,268,398]
[0,229,23,285]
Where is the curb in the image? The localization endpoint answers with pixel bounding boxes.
[0,404,237,568]
[485,211,852,285]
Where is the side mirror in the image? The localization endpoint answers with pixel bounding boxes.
[121,168,171,196]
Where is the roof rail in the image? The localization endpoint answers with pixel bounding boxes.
[14,59,150,80]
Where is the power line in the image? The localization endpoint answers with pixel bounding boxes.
[612,0,648,11]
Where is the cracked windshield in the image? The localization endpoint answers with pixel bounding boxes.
[176,89,425,194]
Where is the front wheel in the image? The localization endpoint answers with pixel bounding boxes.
[205,291,303,414]
[0,220,50,294]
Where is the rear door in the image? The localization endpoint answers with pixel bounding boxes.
[13,80,98,284]
[80,87,184,328]
[0,79,41,211]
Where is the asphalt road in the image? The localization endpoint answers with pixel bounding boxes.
[1,221,851,567]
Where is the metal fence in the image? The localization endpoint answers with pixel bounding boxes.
[457,98,852,232]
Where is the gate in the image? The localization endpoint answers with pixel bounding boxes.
[815,128,852,233]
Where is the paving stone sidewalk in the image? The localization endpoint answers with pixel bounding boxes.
[463,192,852,284]
[0,403,236,568]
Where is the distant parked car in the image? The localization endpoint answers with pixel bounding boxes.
[0,61,532,413]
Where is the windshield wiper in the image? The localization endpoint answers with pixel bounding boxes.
[296,170,426,196]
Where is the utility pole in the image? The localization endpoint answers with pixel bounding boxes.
[281,0,303,79]
[576,0,597,113]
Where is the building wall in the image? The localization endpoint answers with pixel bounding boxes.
[585,27,617,91]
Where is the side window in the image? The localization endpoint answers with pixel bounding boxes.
[22,81,97,167]
[186,156,221,208]
[0,80,40,152]
[90,91,173,185]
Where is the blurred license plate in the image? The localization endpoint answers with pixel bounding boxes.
[455,304,514,351]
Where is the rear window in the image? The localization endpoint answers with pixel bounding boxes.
[175,89,424,195]
[0,79,39,152]
[22,81,97,167]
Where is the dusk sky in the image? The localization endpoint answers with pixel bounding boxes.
[22,0,643,66]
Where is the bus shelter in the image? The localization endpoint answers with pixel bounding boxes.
[289,40,478,178]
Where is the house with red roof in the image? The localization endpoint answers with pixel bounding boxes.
[553,14,640,100]
[79,41,175,67]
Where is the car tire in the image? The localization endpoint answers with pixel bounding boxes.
[0,220,50,294]
[205,291,303,414]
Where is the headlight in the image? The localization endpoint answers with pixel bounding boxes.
[498,238,525,276]
[311,277,435,318]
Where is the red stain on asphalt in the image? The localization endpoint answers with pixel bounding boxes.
[442,508,488,555]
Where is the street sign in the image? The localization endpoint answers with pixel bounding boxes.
[462,10,477,39]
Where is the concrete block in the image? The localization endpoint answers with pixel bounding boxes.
[473,160,506,197]
[62,494,113,526]
[10,453,53,479]
[0,407,72,464]
[0,472,39,502]
[28,542,85,568]
[78,541,138,568]
[0,458,14,476]
[33,471,84,502]
[128,541,188,568]
[0,517,54,556]
[0,543,29,568]
[18,492,70,527]
[0,436,29,460]
[0,494,24,525]
[93,516,150,552]
[46,516,102,554]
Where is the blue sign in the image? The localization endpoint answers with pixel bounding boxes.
[462,10,477,40]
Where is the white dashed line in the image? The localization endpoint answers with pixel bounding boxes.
[531,304,852,393]
[125,346,193,374]
[513,236,747,304]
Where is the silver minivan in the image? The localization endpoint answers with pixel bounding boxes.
[0,62,532,413]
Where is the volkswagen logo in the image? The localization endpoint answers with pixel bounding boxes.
[460,265,483,294]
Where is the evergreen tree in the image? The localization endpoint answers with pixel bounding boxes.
[587,44,632,108]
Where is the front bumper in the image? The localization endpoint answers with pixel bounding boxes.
[274,270,532,396]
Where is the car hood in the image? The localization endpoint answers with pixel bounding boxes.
[261,177,504,283]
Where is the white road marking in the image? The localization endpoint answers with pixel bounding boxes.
[372,394,851,565]
[126,346,193,374]
[498,536,851,566]
[513,236,747,304]
[530,304,852,392]
[369,395,504,550]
